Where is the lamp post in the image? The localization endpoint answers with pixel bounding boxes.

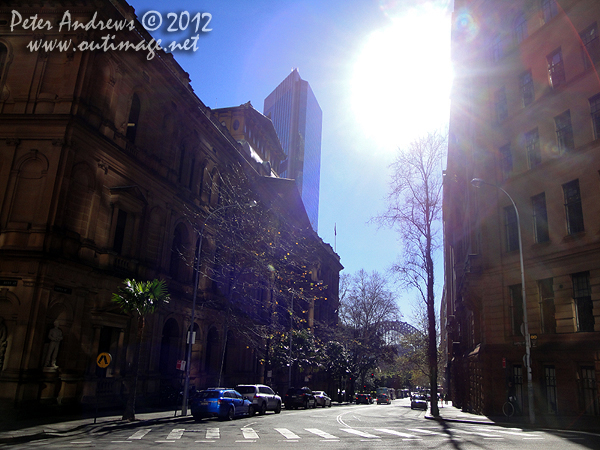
[288,290,294,390]
[181,200,256,416]
[471,178,535,424]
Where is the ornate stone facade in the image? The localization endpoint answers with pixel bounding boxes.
[0,0,341,410]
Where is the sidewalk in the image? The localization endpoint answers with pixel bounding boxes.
[425,402,600,434]
[0,406,192,446]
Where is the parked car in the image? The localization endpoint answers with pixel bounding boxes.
[411,394,428,410]
[313,391,332,407]
[236,384,282,415]
[284,387,317,409]
[377,393,391,404]
[190,389,255,421]
[356,393,370,404]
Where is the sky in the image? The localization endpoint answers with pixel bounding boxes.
[131,0,453,319]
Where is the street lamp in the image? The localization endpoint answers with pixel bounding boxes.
[181,200,257,416]
[471,178,535,424]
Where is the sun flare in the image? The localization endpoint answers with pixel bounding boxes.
[351,6,453,150]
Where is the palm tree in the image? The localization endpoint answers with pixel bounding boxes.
[112,278,170,421]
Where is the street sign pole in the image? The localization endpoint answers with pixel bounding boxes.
[94,353,112,424]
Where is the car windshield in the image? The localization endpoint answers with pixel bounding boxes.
[236,386,255,394]
[197,390,221,399]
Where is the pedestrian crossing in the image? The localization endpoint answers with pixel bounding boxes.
[106,425,543,443]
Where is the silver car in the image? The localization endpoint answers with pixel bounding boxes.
[236,384,282,415]
[313,390,332,407]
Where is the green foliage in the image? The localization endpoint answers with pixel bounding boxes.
[111,278,170,317]
[270,329,322,373]
[111,278,169,421]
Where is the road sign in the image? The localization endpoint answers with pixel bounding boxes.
[96,352,112,368]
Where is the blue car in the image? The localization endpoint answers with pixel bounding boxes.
[191,389,255,421]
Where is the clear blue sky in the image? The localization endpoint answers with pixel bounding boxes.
[131,0,453,318]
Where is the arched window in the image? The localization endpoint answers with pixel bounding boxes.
[170,223,189,281]
[209,168,221,206]
[159,318,180,376]
[126,93,140,143]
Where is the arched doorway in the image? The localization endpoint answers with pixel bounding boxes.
[205,327,220,385]
[159,318,180,404]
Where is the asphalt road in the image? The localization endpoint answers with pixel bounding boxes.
[9,398,600,449]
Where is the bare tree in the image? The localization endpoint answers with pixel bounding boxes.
[339,269,400,392]
[373,130,446,417]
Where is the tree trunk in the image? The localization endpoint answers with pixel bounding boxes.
[123,316,144,421]
[427,237,439,417]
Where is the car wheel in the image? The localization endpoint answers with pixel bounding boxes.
[259,402,267,415]
[275,402,281,414]
[192,415,202,422]
[224,406,234,421]
[327,401,332,407]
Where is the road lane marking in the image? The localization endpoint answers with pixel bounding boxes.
[341,428,380,438]
[305,428,339,439]
[166,428,185,439]
[276,428,301,439]
[242,427,259,439]
[128,429,151,440]
[205,428,220,439]
[478,428,541,437]
[407,428,448,436]
[375,428,418,438]
[452,429,501,437]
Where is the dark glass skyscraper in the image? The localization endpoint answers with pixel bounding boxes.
[264,69,322,231]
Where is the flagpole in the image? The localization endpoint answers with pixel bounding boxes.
[334,223,337,253]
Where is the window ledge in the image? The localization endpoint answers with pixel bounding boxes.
[562,231,586,243]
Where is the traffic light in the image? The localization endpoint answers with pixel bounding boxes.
[370,373,374,378]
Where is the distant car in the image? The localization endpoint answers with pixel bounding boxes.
[313,391,332,407]
[411,394,428,410]
[284,387,317,409]
[356,393,370,404]
[190,389,255,421]
[377,393,391,404]
[236,384,282,415]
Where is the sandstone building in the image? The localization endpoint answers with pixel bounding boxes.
[0,0,341,411]
[443,0,600,423]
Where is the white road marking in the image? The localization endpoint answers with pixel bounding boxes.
[166,428,185,439]
[478,427,541,437]
[341,428,380,438]
[276,428,301,439]
[206,428,220,439]
[242,427,259,439]
[407,428,448,436]
[305,428,339,439]
[375,428,418,438]
[128,429,151,440]
[453,429,502,437]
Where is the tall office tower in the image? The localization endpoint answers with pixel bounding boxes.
[264,69,322,231]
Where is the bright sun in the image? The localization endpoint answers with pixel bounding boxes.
[351,6,452,150]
